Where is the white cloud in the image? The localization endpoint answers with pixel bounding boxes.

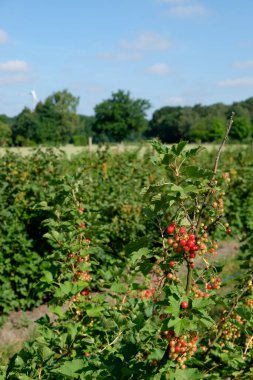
[97,51,143,62]
[71,80,106,95]
[147,63,171,75]
[157,0,208,17]
[157,0,189,4]
[234,60,253,69]
[218,77,253,87]
[168,4,207,16]
[121,31,171,51]
[166,96,185,105]
[0,60,30,72]
[0,29,8,44]
[0,74,30,85]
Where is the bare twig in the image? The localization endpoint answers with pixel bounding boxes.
[195,112,235,232]
[243,335,253,358]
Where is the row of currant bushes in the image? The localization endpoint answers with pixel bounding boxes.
[2,138,253,379]
[0,144,252,318]
[0,146,158,317]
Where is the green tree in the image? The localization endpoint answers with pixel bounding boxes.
[0,121,12,146]
[35,89,80,145]
[189,117,226,142]
[93,90,151,142]
[148,106,182,143]
[72,115,95,145]
[12,107,40,146]
[229,116,252,141]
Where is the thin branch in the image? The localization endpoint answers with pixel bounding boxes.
[195,113,235,232]
[212,112,235,178]
[243,334,253,358]
[98,330,123,353]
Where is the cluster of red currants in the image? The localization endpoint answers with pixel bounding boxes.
[141,288,155,299]
[221,312,243,343]
[206,277,222,291]
[245,299,253,308]
[167,224,198,268]
[162,330,198,369]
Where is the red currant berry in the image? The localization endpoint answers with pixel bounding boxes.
[187,240,195,248]
[180,301,189,309]
[180,239,187,246]
[179,226,187,235]
[81,289,90,296]
[167,224,176,234]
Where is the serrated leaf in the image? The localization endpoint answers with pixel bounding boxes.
[130,247,149,264]
[151,140,168,154]
[59,281,72,295]
[185,146,204,158]
[171,185,186,198]
[49,305,64,317]
[41,270,53,282]
[86,306,104,317]
[111,283,127,293]
[171,368,202,380]
[38,345,55,362]
[52,359,85,378]
[174,319,189,336]
[192,298,215,310]
[164,296,180,317]
[172,141,188,156]
[199,317,214,329]
[148,348,164,361]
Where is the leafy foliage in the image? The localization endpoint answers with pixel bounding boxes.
[1,132,253,378]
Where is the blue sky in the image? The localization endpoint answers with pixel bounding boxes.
[1,0,253,117]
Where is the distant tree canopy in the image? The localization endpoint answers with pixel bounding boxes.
[0,121,12,146]
[1,90,253,146]
[93,90,151,142]
[148,100,252,143]
[11,90,80,146]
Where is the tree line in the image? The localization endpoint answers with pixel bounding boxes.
[0,89,253,146]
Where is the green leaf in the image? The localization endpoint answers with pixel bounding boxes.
[174,318,191,336]
[49,305,64,317]
[41,270,53,282]
[192,298,215,310]
[59,281,72,296]
[185,146,204,158]
[164,296,180,317]
[86,306,104,317]
[171,368,202,380]
[131,247,150,263]
[171,185,186,198]
[125,238,150,255]
[111,283,127,293]
[199,316,214,329]
[148,348,164,361]
[171,141,188,156]
[37,345,55,362]
[52,359,85,378]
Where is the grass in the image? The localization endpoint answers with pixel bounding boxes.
[0,142,248,158]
